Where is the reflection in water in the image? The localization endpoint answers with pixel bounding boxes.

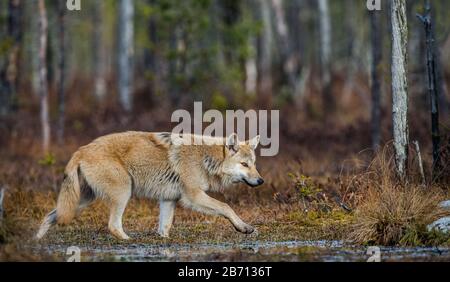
[39,241,450,262]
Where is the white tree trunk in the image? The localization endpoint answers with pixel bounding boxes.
[94,0,106,100]
[0,188,4,220]
[391,0,409,178]
[271,0,298,93]
[118,0,134,112]
[318,0,331,86]
[245,36,257,95]
[318,0,334,112]
[257,0,273,105]
[38,0,50,153]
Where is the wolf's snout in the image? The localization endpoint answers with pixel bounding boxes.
[244,177,265,187]
[256,177,264,186]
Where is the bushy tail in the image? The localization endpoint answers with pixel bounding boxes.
[55,162,81,225]
[36,158,80,240]
[35,209,56,239]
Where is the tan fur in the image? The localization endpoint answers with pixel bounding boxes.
[36,132,263,240]
[55,154,81,224]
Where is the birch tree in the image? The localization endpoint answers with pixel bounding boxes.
[318,0,333,111]
[271,0,298,94]
[0,188,4,221]
[38,0,50,153]
[244,0,257,95]
[118,0,134,112]
[391,0,409,179]
[245,36,257,95]
[93,0,106,100]
[257,0,273,106]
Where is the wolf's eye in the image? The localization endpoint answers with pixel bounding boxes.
[241,162,249,168]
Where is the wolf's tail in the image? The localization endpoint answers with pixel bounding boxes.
[36,156,81,240]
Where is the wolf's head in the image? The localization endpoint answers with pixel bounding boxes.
[222,133,264,187]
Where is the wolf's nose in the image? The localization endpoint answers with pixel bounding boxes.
[257,178,264,185]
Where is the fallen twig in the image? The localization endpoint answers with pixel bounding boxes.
[413,141,426,186]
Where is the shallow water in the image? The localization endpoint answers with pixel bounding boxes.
[38,241,450,262]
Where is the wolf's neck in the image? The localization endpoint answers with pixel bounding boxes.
[202,155,236,191]
[203,155,223,175]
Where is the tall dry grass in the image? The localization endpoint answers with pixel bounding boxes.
[349,145,450,246]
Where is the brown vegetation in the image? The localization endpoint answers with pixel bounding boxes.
[348,147,450,246]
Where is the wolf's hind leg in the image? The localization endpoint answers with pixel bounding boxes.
[158,200,176,237]
[82,162,132,240]
[107,189,131,240]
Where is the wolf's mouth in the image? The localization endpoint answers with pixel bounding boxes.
[243,178,258,187]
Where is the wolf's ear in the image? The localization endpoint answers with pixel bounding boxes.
[248,135,260,150]
[226,133,239,154]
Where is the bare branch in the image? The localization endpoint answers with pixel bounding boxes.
[413,141,426,187]
[0,188,5,220]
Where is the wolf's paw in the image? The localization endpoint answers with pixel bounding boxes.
[236,223,255,234]
[158,230,170,238]
[109,228,131,240]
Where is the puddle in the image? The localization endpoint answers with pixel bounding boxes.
[36,241,450,262]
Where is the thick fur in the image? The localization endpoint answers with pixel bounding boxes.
[36,132,263,240]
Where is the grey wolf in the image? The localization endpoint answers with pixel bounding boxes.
[36,132,264,240]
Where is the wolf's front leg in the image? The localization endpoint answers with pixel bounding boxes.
[158,200,176,237]
[181,191,255,234]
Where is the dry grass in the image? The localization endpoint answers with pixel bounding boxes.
[0,186,353,261]
[348,146,450,246]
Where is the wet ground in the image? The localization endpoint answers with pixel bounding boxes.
[36,240,450,262]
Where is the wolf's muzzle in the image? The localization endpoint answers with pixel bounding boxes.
[243,178,264,187]
[256,178,264,185]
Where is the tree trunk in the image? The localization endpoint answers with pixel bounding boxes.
[0,188,4,221]
[370,9,383,151]
[256,0,273,107]
[0,0,22,116]
[417,0,441,176]
[220,0,240,64]
[243,0,258,96]
[245,36,257,95]
[391,0,409,179]
[286,0,305,97]
[168,27,180,106]
[118,0,134,112]
[57,0,66,144]
[38,0,50,153]
[93,0,106,100]
[271,0,301,96]
[28,0,40,96]
[144,0,158,99]
[318,0,333,112]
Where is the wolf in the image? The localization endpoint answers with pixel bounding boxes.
[36,132,264,240]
